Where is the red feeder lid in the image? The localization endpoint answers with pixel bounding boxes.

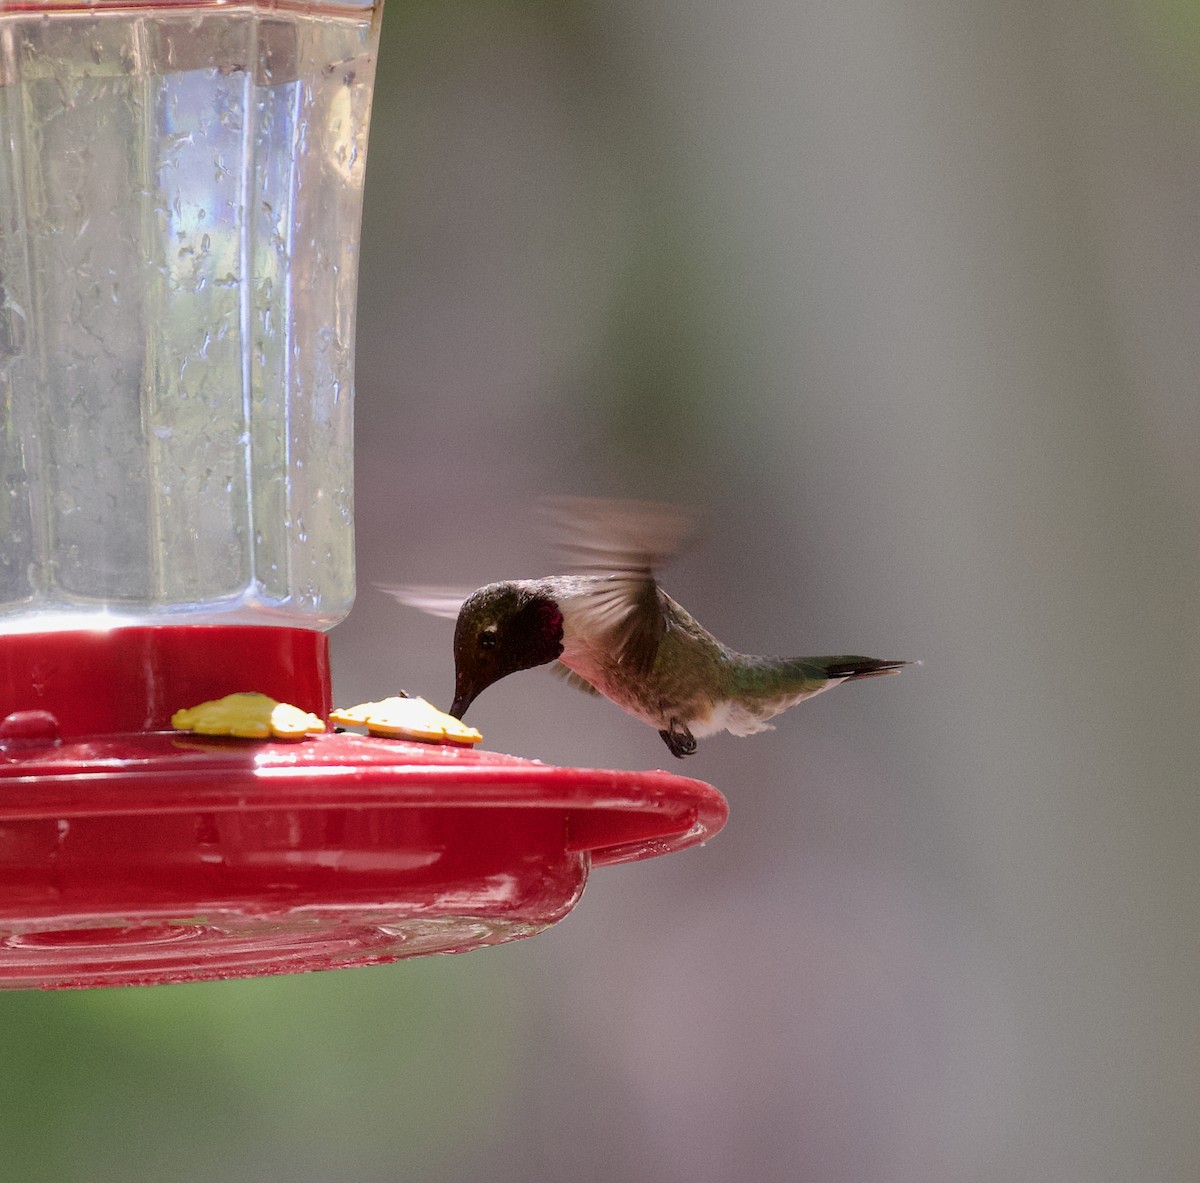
[0,627,727,988]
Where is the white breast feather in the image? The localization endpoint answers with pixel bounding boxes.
[699,678,845,738]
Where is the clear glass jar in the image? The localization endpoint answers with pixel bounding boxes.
[0,0,380,631]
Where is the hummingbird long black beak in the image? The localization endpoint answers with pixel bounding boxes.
[448,681,477,720]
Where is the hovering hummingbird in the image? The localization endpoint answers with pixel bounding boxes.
[389,499,910,758]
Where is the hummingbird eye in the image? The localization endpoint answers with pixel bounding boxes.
[478,626,498,651]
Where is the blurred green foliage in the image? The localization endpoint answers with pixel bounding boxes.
[1130,0,1200,90]
[0,954,523,1181]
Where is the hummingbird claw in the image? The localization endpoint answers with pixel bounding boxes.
[659,721,697,759]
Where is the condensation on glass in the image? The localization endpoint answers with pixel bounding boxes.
[0,0,380,631]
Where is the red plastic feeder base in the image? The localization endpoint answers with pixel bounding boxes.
[0,627,727,989]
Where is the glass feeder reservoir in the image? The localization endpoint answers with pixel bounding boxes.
[0,0,367,627]
[0,0,726,988]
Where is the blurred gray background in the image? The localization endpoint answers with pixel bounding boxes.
[4,1,1198,1179]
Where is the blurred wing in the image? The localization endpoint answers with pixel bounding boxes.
[375,583,472,621]
[540,497,694,676]
[540,496,693,577]
[564,576,667,676]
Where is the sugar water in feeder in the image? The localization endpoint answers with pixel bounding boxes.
[0,0,375,629]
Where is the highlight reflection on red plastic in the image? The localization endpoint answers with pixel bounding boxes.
[0,628,727,989]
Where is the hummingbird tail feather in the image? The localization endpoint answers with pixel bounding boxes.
[818,656,911,681]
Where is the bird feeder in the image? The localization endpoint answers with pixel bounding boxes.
[0,0,726,988]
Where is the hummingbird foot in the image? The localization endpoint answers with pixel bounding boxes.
[659,720,697,759]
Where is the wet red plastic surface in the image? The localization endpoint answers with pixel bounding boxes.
[0,628,727,988]
[0,625,331,737]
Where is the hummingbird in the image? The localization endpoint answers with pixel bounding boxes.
[390,499,910,758]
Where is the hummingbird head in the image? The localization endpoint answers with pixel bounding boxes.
[449,582,565,719]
